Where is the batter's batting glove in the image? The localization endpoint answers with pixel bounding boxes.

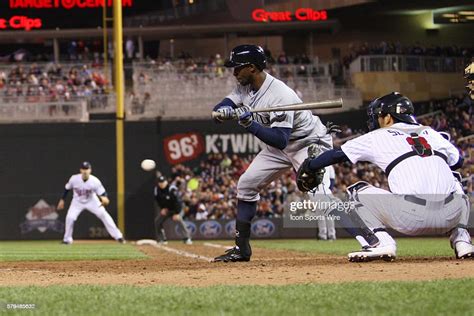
[326,121,342,135]
[238,111,253,128]
[234,105,251,117]
[215,106,235,121]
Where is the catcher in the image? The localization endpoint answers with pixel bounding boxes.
[297,91,473,262]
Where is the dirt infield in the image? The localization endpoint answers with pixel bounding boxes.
[1,241,474,287]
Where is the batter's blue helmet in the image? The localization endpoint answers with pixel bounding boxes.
[367,92,417,131]
[224,45,266,70]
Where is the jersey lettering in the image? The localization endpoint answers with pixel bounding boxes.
[387,130,403,136]
[406,134,433,157]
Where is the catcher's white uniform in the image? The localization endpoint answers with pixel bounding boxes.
[341,123,471,259]
[341,123,467,235]
[63,174,123,243]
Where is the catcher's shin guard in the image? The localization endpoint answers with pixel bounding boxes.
[334,209,379,247]
[340,181,380,247]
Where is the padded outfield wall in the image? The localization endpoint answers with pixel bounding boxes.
[3,109,470,241]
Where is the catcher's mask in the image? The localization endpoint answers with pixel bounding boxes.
[367,92,417,131]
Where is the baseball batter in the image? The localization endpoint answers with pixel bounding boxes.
[57,161,124,244]
[299,92,473,261]
[211,44,333,262]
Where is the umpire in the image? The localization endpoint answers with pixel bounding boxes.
[154,176,192,245]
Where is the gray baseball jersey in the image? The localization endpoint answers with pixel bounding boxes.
[226,72,332,153]
[227,72,333,201]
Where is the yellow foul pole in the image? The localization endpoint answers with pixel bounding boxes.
[102,3,108,91]
[113,0,125,234]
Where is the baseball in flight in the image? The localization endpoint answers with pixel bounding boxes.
[141,159,156,171]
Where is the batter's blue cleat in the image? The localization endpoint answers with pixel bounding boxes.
[212,247,250,262]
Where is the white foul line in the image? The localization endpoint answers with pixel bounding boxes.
[0,268,43,273]
[203,242,232,250]
[152,244,213,262]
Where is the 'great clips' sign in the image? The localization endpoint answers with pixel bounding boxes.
[9,0,133,9]
[252,8,327,22]
[0,16,42,31]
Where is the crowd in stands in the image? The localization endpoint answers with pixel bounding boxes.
[131,52,322,115]
[133,48,316,75]
[0,63,110,114]
[163,96,472,221]
[342,42,473,69]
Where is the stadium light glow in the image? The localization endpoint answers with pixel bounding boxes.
[418,11,440,29]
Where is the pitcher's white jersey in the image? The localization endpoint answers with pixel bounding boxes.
[226,72,332,152]
[341,123,459,195]
[65,174,106,204]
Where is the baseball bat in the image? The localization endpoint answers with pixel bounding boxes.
[211,98,343,119]
[250,98,343,113]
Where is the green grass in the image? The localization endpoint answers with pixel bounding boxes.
[0,241,148,262]
[1,279,474,315]
[252,238,455,258]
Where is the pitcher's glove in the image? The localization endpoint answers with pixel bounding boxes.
[296,158,325,192]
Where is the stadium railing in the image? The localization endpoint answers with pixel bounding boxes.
[0,93,115,114]
[0,100,88,123]
[128,63,362,119]
[350,55,467,73]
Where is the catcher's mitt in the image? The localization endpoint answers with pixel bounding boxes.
[296,158,325,192]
